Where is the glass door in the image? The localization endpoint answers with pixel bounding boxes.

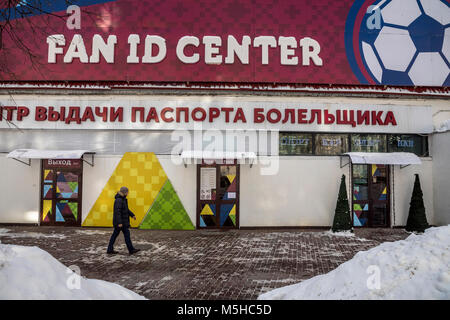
[218,164,238,227]
[370,164,389,227]
[197,160,239,229]
[41,160,82,226]
[198,163,218,227]
[352,164,390,227]
[352,164,370,227]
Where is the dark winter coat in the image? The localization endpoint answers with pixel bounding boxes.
[113,193,135,227]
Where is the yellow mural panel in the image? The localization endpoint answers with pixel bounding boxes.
[200,204,214,216]
[82,152,167,227]
[42,200,52,221]
[229,204,236,216]
[226,174,236,184]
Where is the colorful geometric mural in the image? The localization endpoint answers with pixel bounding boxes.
[353,203,369,227]
[220,204,236,227]
[371,164,388,201]
[353,185,368,201]
[221,174,236,200]
[372,164,384,177]
[379,187,387,201]
[56,172,79,199]
[199,203,216,227]
[353,164,389,227]
[42,200,52,222]
[139,180,194,230]
[82,152,168,227]
[55,201,78,222]
[43,184,53,199]
[41,167,82,225]
[44,170,54,183]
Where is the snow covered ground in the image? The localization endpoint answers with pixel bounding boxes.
[259,225,450,300]
[0,228,66,239]
[435,119,450,133]
[0,244,146,300]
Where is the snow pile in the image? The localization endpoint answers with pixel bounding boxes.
[323,230,357,238]
[0,228,66,239]
[435,119,450,133]
[0,244,146,300]
[75,229,109,235]
[259,225,450,300]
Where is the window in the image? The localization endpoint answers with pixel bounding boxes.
[388,134,428,156]
[279,132,313,155]
[352,164,368,201]
[315,134,349,155]
[351,134,387,152]
[41,160,82,226]
[277,133,427,156]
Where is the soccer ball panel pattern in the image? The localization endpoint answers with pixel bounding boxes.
[419,0,450,25]
[374,27,417,72]
[360,0,450,86]
[381,0,422,27]
[408,52,450,86]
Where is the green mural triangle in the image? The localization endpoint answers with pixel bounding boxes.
[139,180,195,230]
[230,214,236,226]
[68,182,78,192]
[68,202,78,220]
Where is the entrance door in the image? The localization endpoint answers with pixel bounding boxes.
[352,164,390,228]
[197,160,239,229]
[41,159,83,226]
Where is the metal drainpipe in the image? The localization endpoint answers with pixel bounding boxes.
[392,165,395,227]
[349,163,352,227]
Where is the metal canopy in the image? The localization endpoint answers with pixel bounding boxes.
[7,149,95,167]
[340,152,421,169]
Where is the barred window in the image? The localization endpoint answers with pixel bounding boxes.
[279,133,313,155]
[351,134,387,152]
[388,134,428,156]
[315,134,349,155]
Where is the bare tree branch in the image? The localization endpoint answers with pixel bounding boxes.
[0,0,96,79]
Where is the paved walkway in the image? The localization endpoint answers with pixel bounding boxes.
[0,226,409,299]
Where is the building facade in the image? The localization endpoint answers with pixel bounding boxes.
[0,0,449,229]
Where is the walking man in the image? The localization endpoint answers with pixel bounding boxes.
[107,186,140,255]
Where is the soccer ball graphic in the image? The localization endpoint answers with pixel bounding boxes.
[360,0,450,86]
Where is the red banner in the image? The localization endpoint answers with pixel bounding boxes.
[0,0,448,86]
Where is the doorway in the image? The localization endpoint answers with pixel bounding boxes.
[352,164,390,228]
[40,159,83,226]
[197,159,239,229]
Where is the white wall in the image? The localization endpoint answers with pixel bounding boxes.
[240,156,434,228]
[1,93,448,227]
[158,156,197,226]
[0,152,438,228]
[432,131,450,226]
[81,155,121,223]
[83,154,434,228]
[391,159,434,226]
[0,155,40,224]
[240,156,351,227]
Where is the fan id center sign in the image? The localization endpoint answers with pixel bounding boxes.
[48,34,323,67]
[0,99,433,134]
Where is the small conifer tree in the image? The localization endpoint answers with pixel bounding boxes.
[406,174,429,233]
[332,174,352,232]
